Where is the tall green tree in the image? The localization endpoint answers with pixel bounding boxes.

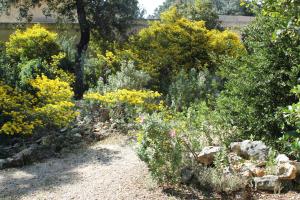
[217,0,300,139]
[0,0,140,99]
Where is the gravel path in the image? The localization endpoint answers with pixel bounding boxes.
[0,135,169,200]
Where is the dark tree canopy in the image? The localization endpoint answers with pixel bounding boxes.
[0,0,140,99]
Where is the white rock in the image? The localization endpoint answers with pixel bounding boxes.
[275,154,290,163]
[197,146,223,166]
[230,140,269,161]
[254,175,281,192]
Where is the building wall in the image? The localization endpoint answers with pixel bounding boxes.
[0,6,255,41]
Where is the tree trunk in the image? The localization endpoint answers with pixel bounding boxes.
[74,0,90,99]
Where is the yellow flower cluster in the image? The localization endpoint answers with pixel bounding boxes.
[6,24,59,60]
[49,53,75,84]
[207,30,245,56]
[84,89,163,111]
[0,76,77,135]
[30,75,78,128]
[0,83,41,135]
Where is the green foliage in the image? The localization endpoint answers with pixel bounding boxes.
[137,111,186,183]
[96,61,151,93]
[277,86,300,160]
[127,7,243,92]
[166,68,222,111]
[137,102,238,184]
[217,15,300,139]
[155,0,252,17]
[177,0,222,30]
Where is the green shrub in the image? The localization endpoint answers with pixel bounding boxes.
[217,15,300,139]
[137,102,238,184]
[96,61,151,93]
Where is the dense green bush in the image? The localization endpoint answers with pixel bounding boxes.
[217,15,300,140]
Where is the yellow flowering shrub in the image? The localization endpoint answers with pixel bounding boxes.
[0,76,77,135]
[0,83,41,135]
[48,53,75,84]
[207,30,245,56]
[84,89,163,111]
[31,75,78,128]
[99,7,244,91]
[84,89,163,122]
[6,24,60,61]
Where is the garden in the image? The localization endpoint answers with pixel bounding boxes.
[0,0,299,199]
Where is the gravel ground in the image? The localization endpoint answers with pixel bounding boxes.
[1,134,300,200]
[0,135,169,200]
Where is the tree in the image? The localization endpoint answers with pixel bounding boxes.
[0,0,140,99]
[217,1,300,139]
[154,0,221,30]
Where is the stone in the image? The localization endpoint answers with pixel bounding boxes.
[276,154,290,164]
[254,168,265,177]
[228,152,243,165]
[253,175,281,192]
[74,133,82,138]
[60,127,68,133]
[70,128,80,134]
[0,159,6,169]
[290,161,300,174]
[238,161,265,177]
[276,162,297,180]
[230,140,269,161]
[181,167,194,184]
[240,169,253,178]
[197,146,223,166]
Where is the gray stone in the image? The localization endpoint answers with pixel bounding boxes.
[70,128,80,134]
[197,146,223,166]
[74,133,82,138]
[0,159,6,169]
[254,175,281,192]
[60,127,68,133]
[230,140,269,161]
[181,167,194,184]
[276,154,290,164]
[228,152,243,165]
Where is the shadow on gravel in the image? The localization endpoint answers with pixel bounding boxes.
[0,146,122,199]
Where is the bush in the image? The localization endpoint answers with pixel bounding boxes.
[6,25,60,61]
[277,85,300,160]
[30,75,77,129]
[217,15,300,139]
[166,68,222,111]
[137,102,238,184]
[0,76,77,135]
[96,61,151,93]
[84,89,162,123]
[104,7,243,92]
[0,83,40,135]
